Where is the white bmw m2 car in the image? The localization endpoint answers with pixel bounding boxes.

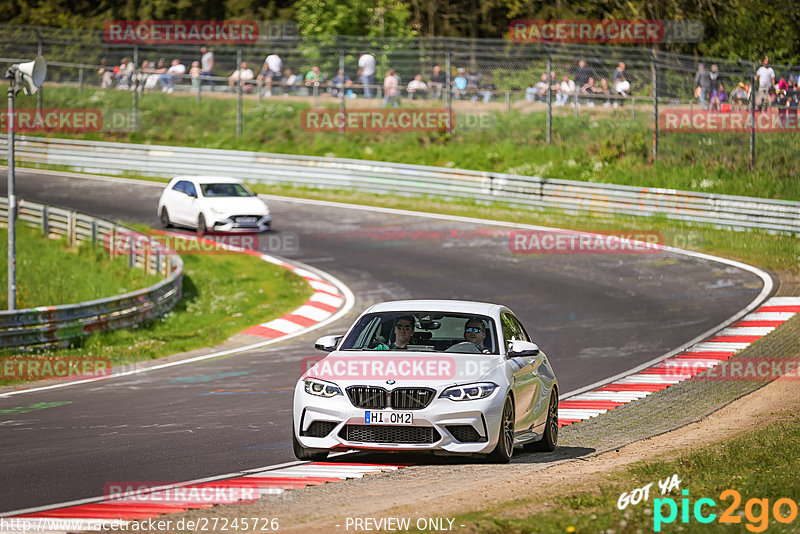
[292,300,558,463]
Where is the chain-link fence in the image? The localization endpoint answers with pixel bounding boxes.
[3,25,800,183]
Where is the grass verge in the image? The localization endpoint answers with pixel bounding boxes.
[0,232,314,386]
[0,224,161,309]
[5,84,800,201]
[453,414,800,533]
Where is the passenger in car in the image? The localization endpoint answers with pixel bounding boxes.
[374,315,415,350]
[464,318,490,354]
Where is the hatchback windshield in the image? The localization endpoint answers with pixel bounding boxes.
[201,183,253,197]
[340,312,498,354]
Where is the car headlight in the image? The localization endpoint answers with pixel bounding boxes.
[210,207,226,215]
[304,378,343,398]
[440,382,497,401]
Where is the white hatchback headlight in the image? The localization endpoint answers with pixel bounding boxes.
[440,382,497,401]
[304,378,343,398]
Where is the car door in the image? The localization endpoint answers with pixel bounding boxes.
[502,311,540,439]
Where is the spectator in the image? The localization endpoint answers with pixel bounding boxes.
[359,52,376,98]
[115,58,134,89]
[261,53,282,96]
[598,78,612,106]
[142,59,163,92]
[98,58,114,89]
[305,66,322,87]
[549,71,560,98]
[755,56,775,110]
[282,68,299,95]
[479,77,496,103]
[612,62,626,88]
[465,70,482,101]
[556,75,575,106]
[581,77,599,106]
[530,73,549,102]
[453,68,467,99]
[574,59,592,88]
[614,73,630,104]
[731,82,750,111]
[407,74,428,99]
[430,65,446,99]
[694,63,712,109]
[383,69,401,107]
[328,69,352,97]
[228,61,255,93]
[787,77,798,122]
[189,61,201,92]
[710,64,719,84]
[709,82,726,111]
[160,58,185,94]
[200,46,215,91]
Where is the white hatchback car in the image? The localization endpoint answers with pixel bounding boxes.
[293,300,559,463]
[157,176,271,234]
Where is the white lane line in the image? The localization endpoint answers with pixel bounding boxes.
[309,292,345,307]
[567,391,653,402]
[558,408,608,419]
[291,305,333,321]
[764,296,800,305]
[691,342,752,351]
[740,312,796,322]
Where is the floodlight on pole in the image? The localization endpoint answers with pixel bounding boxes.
[6,56,46,310]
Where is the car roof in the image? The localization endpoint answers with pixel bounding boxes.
[365,299,502,316]
[170,176,243,184]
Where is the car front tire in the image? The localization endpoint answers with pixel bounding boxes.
[160,207,171,228]
[488,396,514,463]
[292,424,329,461]
[196,214,206,237]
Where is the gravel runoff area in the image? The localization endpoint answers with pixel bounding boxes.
[113,275,800,533]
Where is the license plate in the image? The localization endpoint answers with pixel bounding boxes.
[238,217,257,224]
[365,411,413,425]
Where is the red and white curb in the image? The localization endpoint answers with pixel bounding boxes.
[557,296,800,426]
[1,463,405,532]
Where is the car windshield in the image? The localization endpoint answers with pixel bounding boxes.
[340,311,498,354]
[200,183,253,197]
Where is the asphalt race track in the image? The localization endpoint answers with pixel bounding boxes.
[0,169,769,513]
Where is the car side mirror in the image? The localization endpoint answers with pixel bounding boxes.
[508,340,540,357]
[315,335,343,352]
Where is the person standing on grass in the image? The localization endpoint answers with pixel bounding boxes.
[383,69,401,107]
[694,63,712,109]
[359,52,376,98]
[200,46,215,91]
[755,57,775,110]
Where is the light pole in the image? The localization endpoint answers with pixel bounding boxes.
[5,56,46,310]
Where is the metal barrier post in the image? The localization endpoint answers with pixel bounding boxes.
[91,219,97,243]
[155,250,161,275]
[545,44,552,144]
[36,30,43,115]
[197,72,202,103]
[132,45,139,132]
[445,50,452,133]
[505,91,510,113]
[631,96,635,120]
[68,211,76,247]
[650,51,659,159]
[339,46,346,134]
[236,49,243,137]
[127,235,135,268]
[78,67,84,92]
[42,206,49,237]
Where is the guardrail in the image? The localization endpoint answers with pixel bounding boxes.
[2,136,799,234]
[0,197,183,349]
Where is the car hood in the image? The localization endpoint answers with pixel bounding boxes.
[204,197,268,215]
[301,350,505,388]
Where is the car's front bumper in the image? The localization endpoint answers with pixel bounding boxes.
[293,382,505,455]
[209,213,271,232]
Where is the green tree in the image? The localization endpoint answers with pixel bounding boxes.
[295,0,415,38]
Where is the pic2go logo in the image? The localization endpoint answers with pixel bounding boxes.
[653,489,799,532]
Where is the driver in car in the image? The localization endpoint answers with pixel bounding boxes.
[374,315,415,350]
[464,318,490,354]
